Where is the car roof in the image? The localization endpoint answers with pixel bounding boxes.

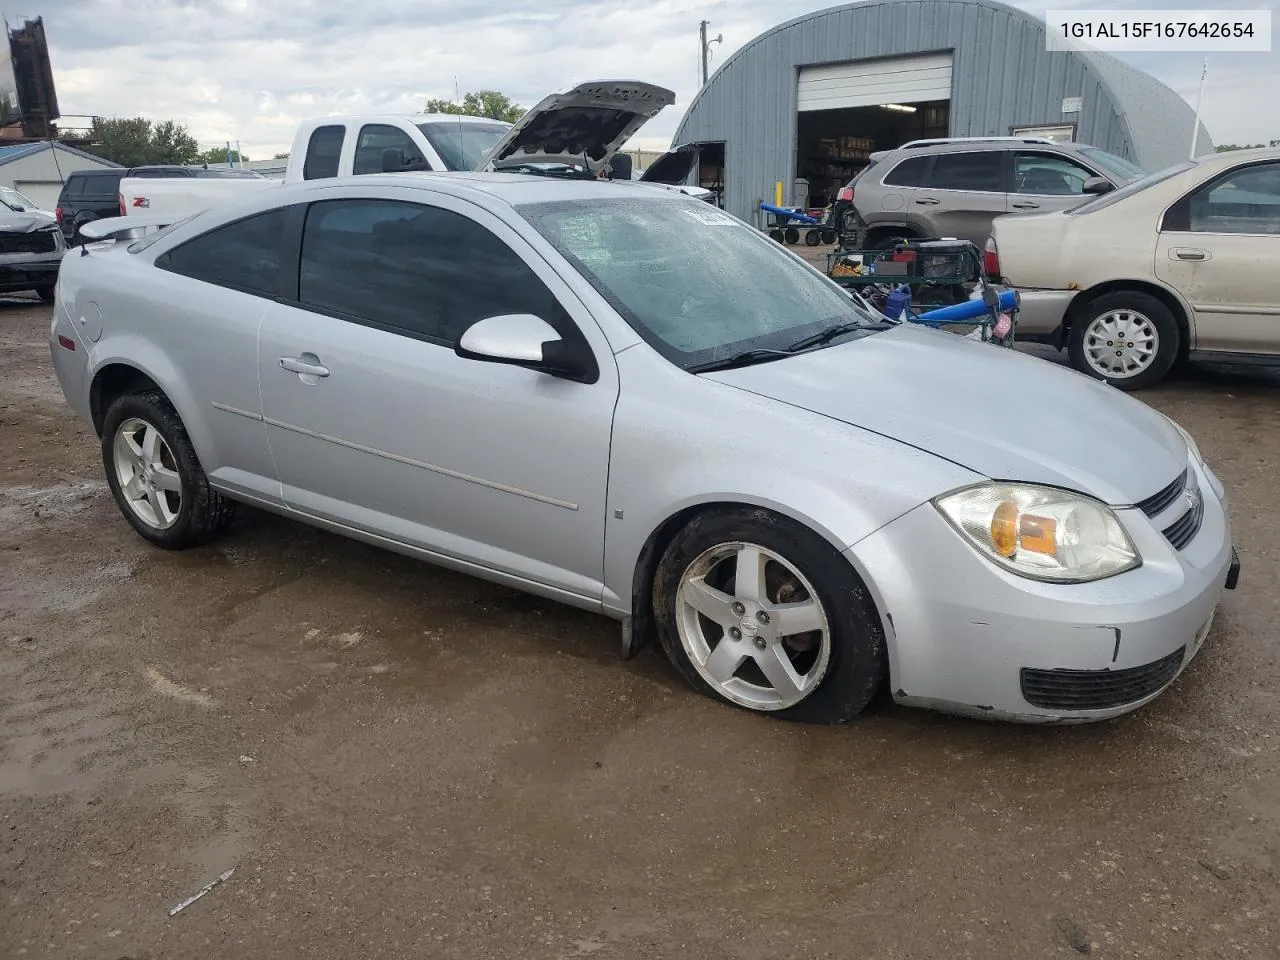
[886,139,1083,156]
[1191,147,1280,171]
[288,171,682,206]
[307,114,509,128]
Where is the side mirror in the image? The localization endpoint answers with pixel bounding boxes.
[608,153,633,181]
[382,148,406,172]
[455,314,597,383]
[1082,176,1114,195]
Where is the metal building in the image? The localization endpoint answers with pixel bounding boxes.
[0,141,119,211]
[673,0,1212,224]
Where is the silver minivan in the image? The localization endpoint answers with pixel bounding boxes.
[835,137,1147,249]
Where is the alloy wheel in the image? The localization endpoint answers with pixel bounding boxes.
[674,541,831,711]
[112,417,182,530]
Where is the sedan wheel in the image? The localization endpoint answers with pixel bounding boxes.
[100,391,236,548]
[676,542,831,711]
[1067,291,1180,391]
[112,417,183,530]
[1082,309,1158,380]
[653,508,886,723]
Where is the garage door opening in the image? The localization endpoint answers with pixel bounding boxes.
[795,52,952,209]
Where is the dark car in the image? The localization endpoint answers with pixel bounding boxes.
[55,165,264,244]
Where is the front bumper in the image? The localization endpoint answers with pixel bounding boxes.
[0,251,62,291]
[848,460,1233,722]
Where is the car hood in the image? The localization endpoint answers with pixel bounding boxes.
[0,210,57,232]
[479,80,675,176]
[702,325,1187,506]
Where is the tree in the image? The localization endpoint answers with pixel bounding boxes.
[194,146,250,166]
[1216,143,1266,152]
[424,89,525,123]
[81,116,201,167]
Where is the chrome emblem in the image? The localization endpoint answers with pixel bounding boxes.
[1185,486,1200,512]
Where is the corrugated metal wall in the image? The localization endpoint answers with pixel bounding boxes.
[673,0,1205,224]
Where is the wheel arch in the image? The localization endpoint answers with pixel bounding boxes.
[626,496,886,655]
[1067,279,1193,357]
[87,349,215,462]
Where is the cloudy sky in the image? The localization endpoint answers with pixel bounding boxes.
[37,0,1280,158]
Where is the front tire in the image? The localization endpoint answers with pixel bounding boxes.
[653,508,886,724]
[101,391,235,549]
[1068,291,1180,390]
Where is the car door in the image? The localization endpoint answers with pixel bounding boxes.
[146,207,287,504]
[1008,150,1100,215]
[257,187,619,604]
[1155,160,1280,353]
[912,150,1006,244]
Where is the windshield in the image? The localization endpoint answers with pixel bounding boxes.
[0,184,37,210]
[1077,146,1146,183]
[417,121,510,171]
[1067,160,1196,214]
[520,197,884,368]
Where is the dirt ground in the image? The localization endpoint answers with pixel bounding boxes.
[3,297,1280,960]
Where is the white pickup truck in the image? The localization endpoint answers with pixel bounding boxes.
[119,80,711,218]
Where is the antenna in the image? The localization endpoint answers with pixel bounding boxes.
[454,75,464,167]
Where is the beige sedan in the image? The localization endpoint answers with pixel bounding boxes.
[988,148,1280,389]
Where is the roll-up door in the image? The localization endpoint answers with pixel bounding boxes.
[797,53,954,112]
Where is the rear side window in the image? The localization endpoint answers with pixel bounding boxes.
[928,152,1004,192]
[883,156,930,187]
[60,176,85,198]
[158,208,288,297]
[353,124,429,175]
[78,173,121,199]
[303,125,345,180]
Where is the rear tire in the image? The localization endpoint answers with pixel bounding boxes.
[1067,291,1180,391]
[653,507,886,724]
[101,391,236,549]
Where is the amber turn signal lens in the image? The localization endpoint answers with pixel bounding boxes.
[1019,514,1058,556]
[990,500,1018,557]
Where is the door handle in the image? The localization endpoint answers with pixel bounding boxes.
[279,356,330,378]
[1011,201,1040,210]
[1174,248,1208,261]
[914,198,940,205]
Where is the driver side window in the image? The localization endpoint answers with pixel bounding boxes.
[353,124,430,175]
[297,198,568,346]
[1188,163,1280,235]
[1012,152,1095,195]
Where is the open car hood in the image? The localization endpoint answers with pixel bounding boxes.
[638,143,699,185]
[479,80,675,176]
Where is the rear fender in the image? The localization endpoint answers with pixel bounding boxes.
[89,337,219,464]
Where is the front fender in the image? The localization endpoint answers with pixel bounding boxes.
[602,350,981,615]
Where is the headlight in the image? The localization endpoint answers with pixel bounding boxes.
[934,483,1140,583]
[1164,416,1204,467]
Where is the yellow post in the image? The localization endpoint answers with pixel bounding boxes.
[775,180,783,207]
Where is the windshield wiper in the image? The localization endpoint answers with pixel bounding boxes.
[786,318,882,353]
[687,348,792,373]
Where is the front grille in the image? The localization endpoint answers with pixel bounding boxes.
[1134,468,1203,551]
[0,230,57,254]
[1020,647,1186,711]
[1163,495,1205,550]
[1136,469,1188,517]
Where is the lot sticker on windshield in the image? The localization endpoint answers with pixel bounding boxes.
[682,208,736,226]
